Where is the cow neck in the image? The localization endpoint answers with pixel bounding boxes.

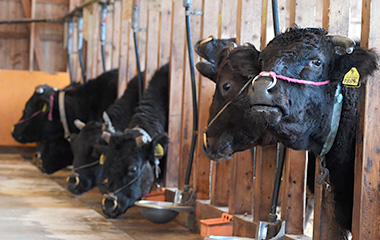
[58,91,71,141]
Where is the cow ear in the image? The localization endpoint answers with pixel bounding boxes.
[196,62,217,82]
[335,46,379,84]
[92,144,108,159]
[142,133,169,161]
[227,44,261,77]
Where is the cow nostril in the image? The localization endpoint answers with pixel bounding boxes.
[102,193,118,213]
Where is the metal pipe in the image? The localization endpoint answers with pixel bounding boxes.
[100,2,108,72]
[77,16,86,82]
[132,0,143,101]
[67,20,74,85]
[0,18,63,25]
[271,0,280,36]
[183,0,198,191]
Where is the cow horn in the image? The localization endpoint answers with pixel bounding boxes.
[35,86,45,94]
[329,35,356,54]
[227,42,237,53]
[135,135,149,146]
[74,119,86,130]
[101,131,111,144]
[102,112,115,133]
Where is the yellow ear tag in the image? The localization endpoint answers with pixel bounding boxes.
[99,154,105,165]
[342,67,360,87]
[42,103,48,112]
[154,143,164,158]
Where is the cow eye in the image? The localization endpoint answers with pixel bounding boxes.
[311,59,322,67]
[222,83,231,91]
[128,165,137,174]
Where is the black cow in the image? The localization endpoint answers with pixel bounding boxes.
[101,63,170,218]
[12,69,118,173]
[199,28,378,236]
[66,74,140,195]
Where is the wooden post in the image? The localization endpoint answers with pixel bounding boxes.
[253,145,277,221]
[165,0,185,188]
[112,0,122,70]
[281,150,307,235]
[28,0,36,71]
[158,0,172,68]
[193,0,220,199]
[352,0,380,239]
[117,0,131,96]
[144,1,160,84]
[209,0,237,209]
[313,157,341,239]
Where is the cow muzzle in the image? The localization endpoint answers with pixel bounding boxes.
[249,72,278,103]
[66,172,80,193]
[102,193,119,217]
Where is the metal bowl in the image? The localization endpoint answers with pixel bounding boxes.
[135,200,194,224]
[203,236,254,240]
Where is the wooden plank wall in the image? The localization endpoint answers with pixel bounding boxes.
[0,0,378,239]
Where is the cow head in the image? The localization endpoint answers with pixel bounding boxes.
[196,38,272,160]
[12,85,57,143]
[101,130,169,218]
[66,120,109,195]
[201,28,378,161]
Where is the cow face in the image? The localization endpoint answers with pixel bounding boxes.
[12,85,56,143]
[67,121,108,195]
[197,41,269,160]
[102,130,169,218]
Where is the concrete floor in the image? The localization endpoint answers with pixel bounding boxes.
[0,154,202,240]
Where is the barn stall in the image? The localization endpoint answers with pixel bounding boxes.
[0,0,379,239]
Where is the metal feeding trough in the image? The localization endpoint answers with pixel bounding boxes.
[135,200,194,224]
[203,236,254,240]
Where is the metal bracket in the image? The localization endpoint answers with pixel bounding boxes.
[185,10,203,16]
[256,220,286,240]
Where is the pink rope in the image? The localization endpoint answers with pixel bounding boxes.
[15,110,42,125]
[259,71,330,86]
[48,92,55,121]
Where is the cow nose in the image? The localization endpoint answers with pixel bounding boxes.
[249,74,278,103]
[66,172,80,192]
[102,193,118,216]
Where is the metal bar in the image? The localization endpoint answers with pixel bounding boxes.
[77,16,86,82]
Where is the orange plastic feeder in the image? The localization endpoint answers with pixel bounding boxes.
[142,187,166,201]
[200,213,234,237]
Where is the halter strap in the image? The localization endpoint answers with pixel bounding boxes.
[59,91,71,141]
[319,83,343,157]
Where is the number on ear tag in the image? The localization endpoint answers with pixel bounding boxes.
[154,143,164,158]
[342,67,360,87]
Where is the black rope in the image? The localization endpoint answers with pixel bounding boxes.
[132,0,143,101]
[183,1,198,191]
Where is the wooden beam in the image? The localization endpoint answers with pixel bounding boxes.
[193,0,219,199]
[323,0,350,34]
[112,0,121,70]
[117,0,131,96]
[28,0,36,70]
[313,157,341,239]
[280,150,307,235]
[165,0,185,188]
[352,1,380,238]
[210,161,230,206]
[253,145,277,221]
